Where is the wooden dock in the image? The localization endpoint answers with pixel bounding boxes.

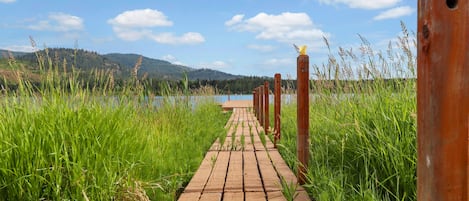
[221,100,253,111]
[178,103,310,201]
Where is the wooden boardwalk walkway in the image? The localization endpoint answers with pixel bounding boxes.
[178,103,311,201]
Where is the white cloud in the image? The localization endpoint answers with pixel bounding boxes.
[318,0,401,10]
[150,32,205,45]
[1,45,35,52]
[263,58,294,66]
[49,13,84,31]
[111,27,152,41]
[161,54,186,65]
[225,14,244,26]
[162,54,177,61]
[212,61,228,67]
[27,13,84,32]
[108,9,172,28]
[226,12,329,50]
[373,6,414,20]
[196,61,230,70]
[247,44,275,52]
[108,9,204,45]
[0,0,15,3]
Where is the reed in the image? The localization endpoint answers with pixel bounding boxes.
[277,23,417,201]
[0,45,228,200]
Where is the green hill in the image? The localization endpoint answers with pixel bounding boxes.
[103,53,193,79]
[0,49,28,59]
[187,68,242,80]
[1,48,241,80]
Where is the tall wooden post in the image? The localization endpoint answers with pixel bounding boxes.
[257,87,261,121]
[418,1,469,200]
[255,87,260,121]
[253,90,257,117]
[297,54,309,184]
[274,73,281,147]
[259,85,264,129]
[264,81,270,133]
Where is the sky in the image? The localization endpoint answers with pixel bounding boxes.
[0,0,417,77]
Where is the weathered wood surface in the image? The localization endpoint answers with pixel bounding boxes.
[221,100,253,111]
[178,106,311,201]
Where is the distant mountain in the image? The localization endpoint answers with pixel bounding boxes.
[103,53,193,79]
[3,48,242,80]
[0,49,29,58]
[188,68,242,80]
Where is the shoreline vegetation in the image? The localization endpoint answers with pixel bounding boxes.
[276,24,416,200]
[0,41,230,200]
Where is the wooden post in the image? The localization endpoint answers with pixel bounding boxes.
[253,90,257,117]
[297,54,309,184]
[259,85,264,129]
[254,87,259,120]
[418,1,469,200]
[257,87,261,121]
[274,73,281,147]
[264,81,270,133]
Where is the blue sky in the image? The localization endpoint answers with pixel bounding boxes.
[0,0,417,77]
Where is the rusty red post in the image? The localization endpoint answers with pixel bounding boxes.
[264,81,270,133]
[253,90,257,116]
[259,85,264,129]
[257,87,261,121]
[274,73,281,147]
[254,87,258,119]
[418,1,469,200]
[297,54,309,185]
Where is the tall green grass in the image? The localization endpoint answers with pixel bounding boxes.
[0,46,228,200]
[277,24,417,201]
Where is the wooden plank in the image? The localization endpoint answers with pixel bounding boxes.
[204,152,230,192]
[224,111,237,129]
[178,192,201,201]
[222,100,252,110]
[199,192,222,201]
[244,136,254,151]
[225,151,243,192]
[232,125,244,151]
[267,191,287,201]
[245,192,266,201]
[223,192,244,201]
[256,151,282,191]
[294,190,311,201]
[268,151,297,185]
[243,151,263,192]
[264,135,276,150]
[252,134,266,151]
[222,137,233,151]
[185,151,219,192]
[252,132,265,151]
[209,138,221,151]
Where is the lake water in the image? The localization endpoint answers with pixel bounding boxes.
[152,94,296,107]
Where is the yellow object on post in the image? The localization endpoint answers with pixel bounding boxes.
[299,45,307,55]
[293,44,307,55]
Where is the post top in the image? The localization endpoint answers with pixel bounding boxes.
[293,44,307,55]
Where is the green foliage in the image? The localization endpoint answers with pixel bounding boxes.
[0,48,229,200]
[280,176,299,201]
[187,68,242,81]
[277,24,417,201]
